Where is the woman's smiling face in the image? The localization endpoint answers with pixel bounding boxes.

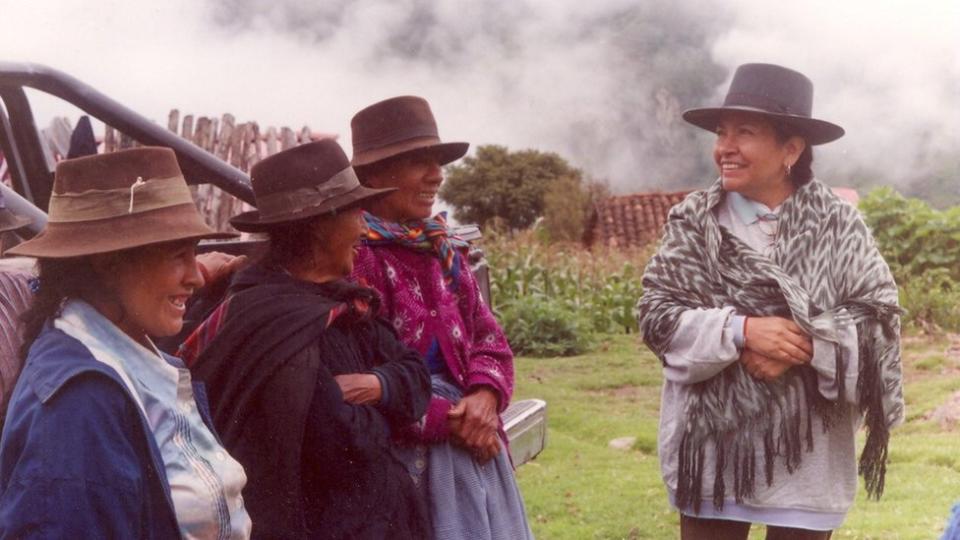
[361,152,444,222]
[713,111,804,205]
[105,239,204,344]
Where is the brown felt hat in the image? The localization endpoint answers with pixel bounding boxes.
[350,96,469,167]
[683,63,844,145]
[5,147,235,258]
[230,139,396,232]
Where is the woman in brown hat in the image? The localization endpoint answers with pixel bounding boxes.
[0,147,252,538]
[637,63,903,538]
[350,96,533,540]
[182,139,432,539]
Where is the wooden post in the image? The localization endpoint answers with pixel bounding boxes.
[168,109,180,133]
[217,114,235,162]
[104,125,117,153]
[229,123,244,169]
[299,126,312,144]
[265,127,278,157]
[181,114,194,142]
[243,123,260,171]
[280,127,296,150]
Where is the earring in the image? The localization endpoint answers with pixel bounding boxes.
[785,163,792,176]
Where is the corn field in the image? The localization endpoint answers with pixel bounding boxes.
[482,231,651,356]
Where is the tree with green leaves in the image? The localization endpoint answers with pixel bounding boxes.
[440,144,585,230]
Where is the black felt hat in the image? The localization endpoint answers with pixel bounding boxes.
[683,63,844,145]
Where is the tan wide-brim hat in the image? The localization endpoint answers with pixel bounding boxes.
[230,139,396,233]
[5,147,235,258]
[350,95,469,167]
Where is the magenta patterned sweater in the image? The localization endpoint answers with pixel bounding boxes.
[353,244,514,442]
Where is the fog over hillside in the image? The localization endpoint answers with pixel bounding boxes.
[2,0,957,197]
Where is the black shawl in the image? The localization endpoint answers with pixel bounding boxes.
[189,265,431,539]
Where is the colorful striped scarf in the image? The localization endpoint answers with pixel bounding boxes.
[362,211,469,290]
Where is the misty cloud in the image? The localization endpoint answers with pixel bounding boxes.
[1,0,956,198]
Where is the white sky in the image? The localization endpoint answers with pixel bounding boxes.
[1,0,957,193]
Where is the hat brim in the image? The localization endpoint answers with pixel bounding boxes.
[0,209,33,233]
[5,203,236,258]
[229,184,397,233]
[353,140,469,167]
[682,106,845,145]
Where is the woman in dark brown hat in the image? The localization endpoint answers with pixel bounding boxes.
[637,63,903,538]
[350,96,533,540]
[182,139,432,540]
[0,147,252,538]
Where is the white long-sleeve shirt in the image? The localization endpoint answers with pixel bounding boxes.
[658,190,861,530]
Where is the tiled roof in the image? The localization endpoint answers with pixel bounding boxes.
[585,191,691,248]
[585,187,860,248]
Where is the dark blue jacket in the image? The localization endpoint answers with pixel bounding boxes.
[0,325,211,539]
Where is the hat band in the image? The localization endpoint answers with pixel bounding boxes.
[48,175,195,223]
[724,92,808,117]
[256,166,361,219]
[354,125,440,153]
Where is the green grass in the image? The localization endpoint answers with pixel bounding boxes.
[513,333,960,539]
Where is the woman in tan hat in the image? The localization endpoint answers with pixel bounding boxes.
[637,63,903,538]
[182,139,432,539]
[350,96,533,540]
[0,147,252,539]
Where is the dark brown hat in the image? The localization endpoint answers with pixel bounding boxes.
[230,139,395,232]
[350,96,469,167]
[683,63,844,145]
[6,147,235,258]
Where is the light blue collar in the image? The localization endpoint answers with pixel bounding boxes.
[727,191,780,225]
[55,299,178,410]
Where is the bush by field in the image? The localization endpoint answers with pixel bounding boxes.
[483,230,649,356]
[860,187,960,331]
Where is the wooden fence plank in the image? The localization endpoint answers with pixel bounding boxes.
[168,109,180,133]
[280,127,296,150]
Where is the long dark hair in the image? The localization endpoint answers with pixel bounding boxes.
[18,257,101,361]
[0,257,100,431]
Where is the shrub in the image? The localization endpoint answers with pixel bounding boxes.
[859,187,960,331]
[497,295,594,357]
[897,269,960,332]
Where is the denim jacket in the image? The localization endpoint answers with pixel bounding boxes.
[0,325,217,539]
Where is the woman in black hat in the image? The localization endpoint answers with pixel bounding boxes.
[182,140,432,539]
[637,63,904,538]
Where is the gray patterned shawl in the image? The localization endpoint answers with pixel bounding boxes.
[637,178,904,512]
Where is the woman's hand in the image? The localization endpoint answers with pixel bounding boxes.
[743,316,813,365]
[447,387,501,462]
[334,373,382,405]
[740,349,793,381]
[196,252,248,286]
[448,415,501,463]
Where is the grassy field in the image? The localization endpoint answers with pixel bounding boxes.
[512,332,960,539]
